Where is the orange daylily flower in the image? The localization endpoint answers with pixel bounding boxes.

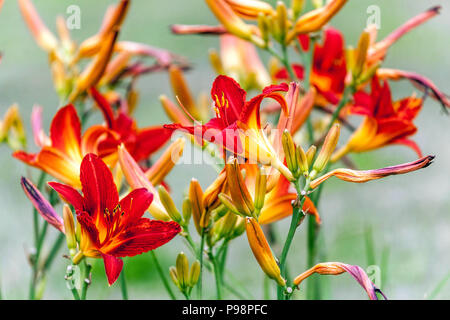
[48,154,181,285]
[13,105,119,188]
[165,75,293,180]
[332,76,423,161]
[275,28,347,106]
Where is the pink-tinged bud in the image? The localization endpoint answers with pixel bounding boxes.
[145,138,185,186]
[171,24,227,35]
[310,155,434,189]
[18,0,58,52]
[246,217,286,286]
[21,177,64,233]
[367,6,441,64]
[117,145,171,221]
[293,262,386,300]
[377,68,450,110]
[31,105,50,148]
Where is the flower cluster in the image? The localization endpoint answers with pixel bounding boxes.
[3,0,447,300]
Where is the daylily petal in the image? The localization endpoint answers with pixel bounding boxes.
[80,153,119,218]
[101,253,123,286]
[107,218,181,257]
[119,188,153,227]
[48,181,84,212]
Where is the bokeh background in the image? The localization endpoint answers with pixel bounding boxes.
[0,0,449,299]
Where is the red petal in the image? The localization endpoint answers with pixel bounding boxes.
[119,188,153,227]
[48,181,84,212]
[101,253,123,286]
[89,87,116,129]
[80,154,119,218]
[133,126,172,162]
[108,219,181,257]
[211,75,246,126]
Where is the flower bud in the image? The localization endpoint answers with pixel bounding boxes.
[296,145,309,177]
[182,197,192,225]
[176,252,189,289]
[189,179,208,232]
[306,145,317,168]
[225,158,255,217]
[257,13,270,45]
[169,65,199,119]
[291,0,305,20]
[214,212,238,241]
[254,167,267,212]
[245,217,286,286]
[158,186,182,223]
[63,205,77,255]
[353,30,370,80]
[282,130,298,176]
[231,216,246,238]
[312,124,340,175]
[189,260,201,287]
[169,266,179,288]
[218,193,240,216]
[276,1,288,41]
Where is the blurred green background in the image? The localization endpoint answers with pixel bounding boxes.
[0,0,449,299]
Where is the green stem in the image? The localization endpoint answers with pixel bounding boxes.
[209,251,222,299]
[150,250,176,300]
[277,181,306,300]
[120,266,128,300]
[42,233,65,273]
[325,85,355,132]
[197,229,206,299]
[81,261,92,300]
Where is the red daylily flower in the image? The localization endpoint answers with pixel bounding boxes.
[90,87,172,163]
[49,153,181,285]
[275,28,347,106]
[333,76,423,161]
[13,104,120,188]
[165,75,293,179]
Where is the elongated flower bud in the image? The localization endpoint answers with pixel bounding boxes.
[282,130,298,176]
[276,1,288,41]
[310,155,434,189]
[169,266,179,288]
[245,217,286,286]
[182,197,192,225]
[158,186,182,223]
[353,30,370,80]
[291,0,305,20]
[63,205,77,255]
[205,0,255,41]
[218,193,241,216]
[145,138,185,186]
[189,179,207,232]
[296,145,309,177]
[169,65,199,119]
[176,252,189,289]
[312,124,340,176]
[293,262,385,300]
[306,145,316,168]
[209,48,224,74]
[257,13,270,45]
[254,167,267,212]
[225,158,255,217]
[189,260,201,287]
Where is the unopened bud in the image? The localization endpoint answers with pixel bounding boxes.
[306,145,317,168]
[189,260,201,287]
[209,49,224,75]
[291,0,305,20]
[353,30,370,80]
[158,186,182,223]
[257,13,270,45]
[169,266,179,288]
[218,193,241,216]
[276,2,288,41]
[296,145,309,177]
[254,167,267,212]
[182,197,192,224]
[312,124,340,174]
[176,252,189,289]
[63,205,77,255]
[282,130,298,175]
